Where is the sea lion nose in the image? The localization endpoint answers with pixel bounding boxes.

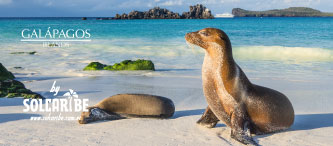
[185,32,195,40]
[78,119,87,124]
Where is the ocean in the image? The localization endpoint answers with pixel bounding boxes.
[1,17,333,146]
[0,17,332,81]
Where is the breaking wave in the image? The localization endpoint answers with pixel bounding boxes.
[233,46,333,62]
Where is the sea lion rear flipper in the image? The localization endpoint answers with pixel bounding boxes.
[230,104,258,146]
[197,106,219,128]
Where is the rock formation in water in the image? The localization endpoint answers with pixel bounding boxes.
[232,7,333,17]
[181,4,214,19]
[97,4,213,20]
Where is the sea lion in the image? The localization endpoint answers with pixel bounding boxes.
[78,94,175,124]
[185,28,294,145]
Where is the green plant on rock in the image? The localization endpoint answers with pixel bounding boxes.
[83,59,155,71]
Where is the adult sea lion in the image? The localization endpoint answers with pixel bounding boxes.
[185,28,294,145]
[79,94,175,124]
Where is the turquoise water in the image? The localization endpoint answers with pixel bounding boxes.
[0,17,332,78]
[1,17,333,47]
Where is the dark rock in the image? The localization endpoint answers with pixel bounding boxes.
[110,4,213,20]
[181,4,214,19]
[10,51,36,55]
[0,79,44,99]
[0,63,43,99]
[82,17,87,20]
[0,63,15,81]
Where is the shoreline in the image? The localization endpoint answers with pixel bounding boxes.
[0,74,332,145]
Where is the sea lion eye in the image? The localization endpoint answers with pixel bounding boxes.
[199,31,209,36]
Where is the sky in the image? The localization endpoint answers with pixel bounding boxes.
[0,0,332,17]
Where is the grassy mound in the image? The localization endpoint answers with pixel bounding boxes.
[84,59,155,71]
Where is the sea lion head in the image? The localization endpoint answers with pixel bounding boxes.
[78,107,111,124]
[78,107,122,124]
[185,28,232,53]
[78,111,90,124]
[78,107,96,124]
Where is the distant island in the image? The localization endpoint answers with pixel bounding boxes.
[232,7,333,17]
[96,4,214,20]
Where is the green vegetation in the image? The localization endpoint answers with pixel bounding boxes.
[0,63,43,99]
[83,62,106,70]
[83,59,155,71]
[0,79,43,99]
[232,7,333,17]
[0,63,15,81]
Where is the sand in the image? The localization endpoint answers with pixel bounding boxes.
[0,72,332,146]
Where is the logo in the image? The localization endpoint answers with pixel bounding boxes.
[23,81,89,121]
[20,27,91,47]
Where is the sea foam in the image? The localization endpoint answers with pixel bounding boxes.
[233,46,333,62]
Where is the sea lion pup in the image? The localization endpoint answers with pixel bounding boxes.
[185,28,294,145]
[79,94,175,124]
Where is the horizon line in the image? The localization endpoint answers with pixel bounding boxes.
[20,39,92,42]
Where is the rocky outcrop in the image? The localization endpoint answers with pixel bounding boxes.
[0,63,44,99]
[106,4,213,20]
[10,51,37,55]
[232,7,333,17]
[0,63,15,81]
[83,59,155,71]
[182,4,213,19]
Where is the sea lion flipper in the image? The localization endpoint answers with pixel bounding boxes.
[230,104,258,146]
[197,106,219,128]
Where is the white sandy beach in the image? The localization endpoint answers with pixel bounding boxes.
[0,70,332,146]
[1,3,333,146]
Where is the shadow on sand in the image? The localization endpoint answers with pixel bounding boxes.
[172,109,205,119]
[41,90,101,99]
[0,90,100,106]
[0,98,25,107]
[254,113,333,141]
[0,113,41,124]
[174,111,333,131]
[173,110,333,144]
[291,113,333,131]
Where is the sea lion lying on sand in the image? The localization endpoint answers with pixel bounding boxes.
[185,28,294,145]
[79,94,175,124]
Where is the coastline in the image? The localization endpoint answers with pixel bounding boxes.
[0,73,332,145]
[0,17,332,145]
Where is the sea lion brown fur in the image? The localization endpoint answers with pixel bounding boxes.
[79,94,175,124]
[185,28,294,145]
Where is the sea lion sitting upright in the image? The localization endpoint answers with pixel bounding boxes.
[79,94,175,124]
[185,28,294,145]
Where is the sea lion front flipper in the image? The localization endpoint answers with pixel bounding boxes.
[197,106,219,128]
[230,104,258,146]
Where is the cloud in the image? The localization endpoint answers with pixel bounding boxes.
[0,0,12,5]
[0,0,331,17]
[160,0,183,6]
[283,0,320,4]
